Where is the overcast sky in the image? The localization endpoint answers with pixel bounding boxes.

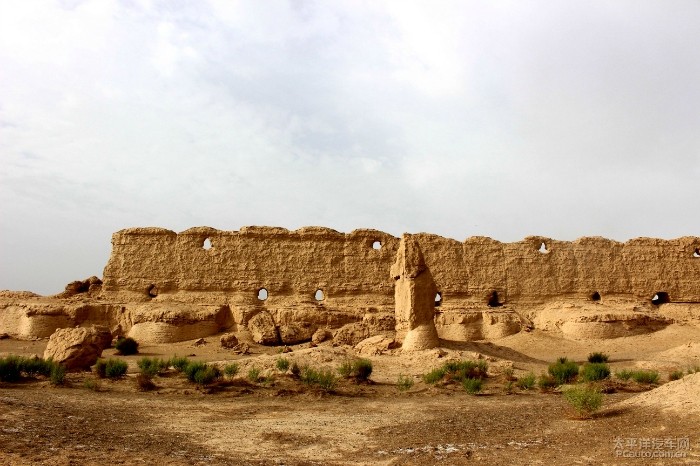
[1,0,699,294]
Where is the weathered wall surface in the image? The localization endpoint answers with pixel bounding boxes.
[102,227,700,306]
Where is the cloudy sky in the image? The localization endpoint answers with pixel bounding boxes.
[1,0,699,294]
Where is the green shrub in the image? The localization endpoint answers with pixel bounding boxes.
[115,337,139,355]
[276,358,290,373]
[615,369,633,381]
[20,356,54,377]
[462,377,483,395]
[423,367,446,384]
[0,355,23,382]
[503,381,514,394]
[224,363,239,378]
[104,359,128,378]
[538,373,558,391]
[94,359,107,378]
[247,366,261,382]
[502,367,515,381]
[587,352,609,363]
[580,363,611,382]
[137,357,168,377]
[136,373,155,391]
[184,361,221,386]
[338,358,373,381]
[516,372,536,390]
[686,366,700,375]
[300,366,337,391]
[669,370,684,381]
[631,370,659,384]
[290,362,301,378]
[169,356,190,373]
[563,385,603,418]
[83,378,101,391]
[49,364,66,386]
[397,374,414,391]
[548,358,579,385]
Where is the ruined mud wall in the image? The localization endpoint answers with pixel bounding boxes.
[102,227,700,308]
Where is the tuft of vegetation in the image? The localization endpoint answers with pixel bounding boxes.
[83,377,101,391]
[587,352,609,363]
[563,385,603,419]
[687,366,700,375]
[669,370,684,381]
[338,358,373,381]
[49,364,66,386]
[247,366,261,383]
[615,369,633,381]
[168,356,190,373]
[300,366,337,391]
[0,355,22,382]
[462,377,483,395]
[137,357,168,377]
[537,373,558,391]
[580,363,611,382]
[114,337,139,355]
[290,362,301,378]
[631,370,659,384]
[516,372,536,390]
[136,373,156,391]
[94,359,107,378]
[184,361,221,386]
[548,357,579,385]
[224,363,239,378]
[502,367,515,381]
[423,359,489,385]
[276,358,290,373]
[104,359,128,378]
[397,374,414,391]
[0,355,64,383]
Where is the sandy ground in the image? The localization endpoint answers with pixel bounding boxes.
[2,324,700,465]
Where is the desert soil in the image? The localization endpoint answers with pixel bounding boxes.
[2,325,700,465]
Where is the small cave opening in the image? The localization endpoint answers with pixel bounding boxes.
[591,291,601,301]
[257,288,268,301]
[694,248,700,258]
[147,284,158,298]
[203,238,212,250]
[314,289,324,301]
[487,291,503,307]
[651,292,670,306]
[372,240,382,250]
[538,242,549,254]
[434,292,442,307]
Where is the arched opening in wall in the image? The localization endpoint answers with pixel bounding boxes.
[147,284,158,298]
[487,291,503,307]
[538,242,549,254]
[591,291,601,301]
[257,288,268,301]
[372,240,382,250]
[651,292,670,306]
[314,289,324,301]
[694,248,700,258]
[435,292,442,307]
[203,238,212,250]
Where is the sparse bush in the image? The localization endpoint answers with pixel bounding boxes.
[503,381,514,394]
[538,373,558,391]
[276,358,290,373]
[83,378,101,391]
[502,367,515,381]
[397,374,414,391]
[0,355,23,382]
[49,363,66,386]
[338,358,373,381]
[169,356,190,373]
[290,362,301,378]
[224,363,239,378]
[247,367,261,382]
[548,358,579,385]
[615,369,633,381]
[563,385,603,418]
[587,352,609,363]
[300,366,337,391]
[516,372,536,390]
[136,373,156,391]
[137,357,168,377]
[184,361,221,386]
[687,366,700,375]
[423,367,446,384]
[114,337,139,355]
[423,359,488,385]
[94,359,107,378]
[104,359,128,378]
[20,356,54,377]
[631,370,659,384]
[580,363,611,382]
[669,370,684,381]
[462,377,483,395]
